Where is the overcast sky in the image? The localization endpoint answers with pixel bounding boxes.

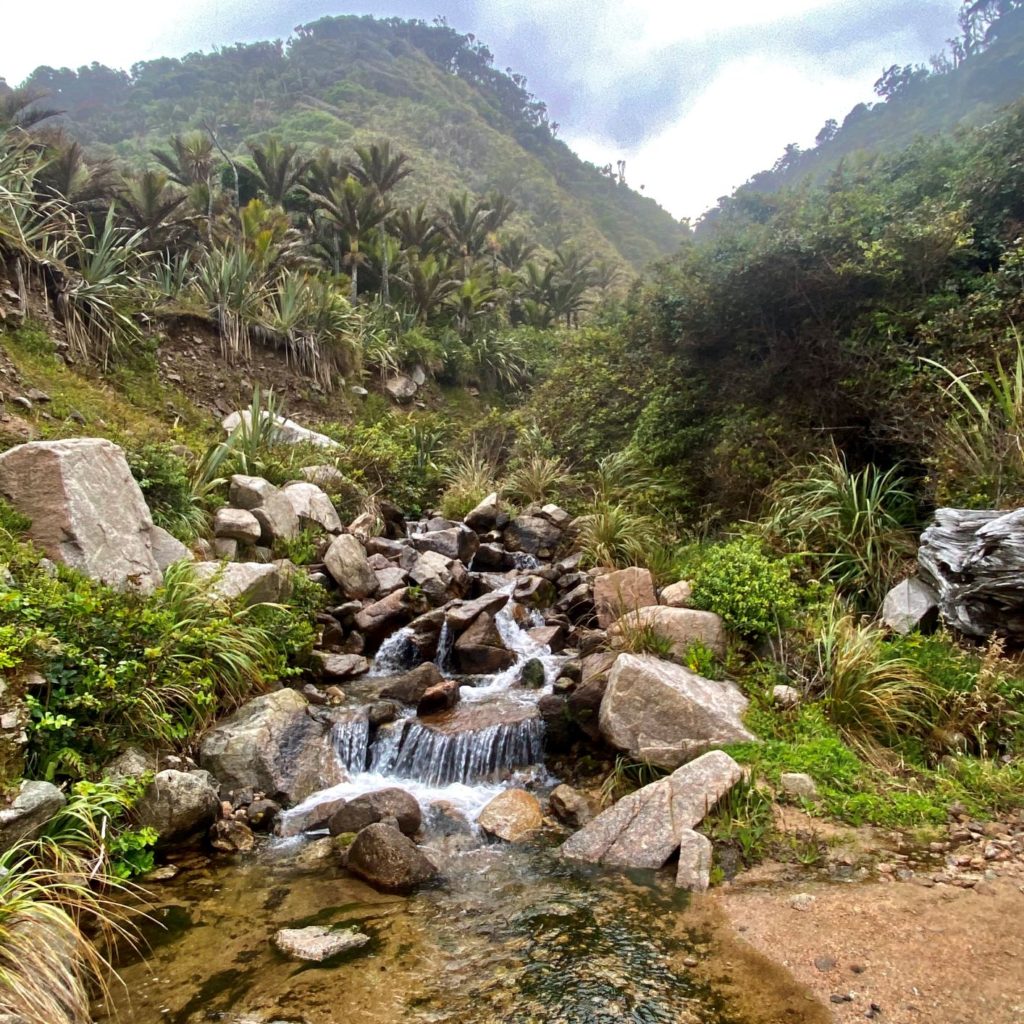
[0,1,964,220]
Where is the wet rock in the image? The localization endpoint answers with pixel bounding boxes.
[312,652,369,680]
[881,577,939,635]
[367,700,401,726]
[549,784,592,828]
[675,829,713,891]
[407,607,446,659]
[593,567,659,628]
[0,438,163,592]
[411,527,479,565]
[0,780,66,852]
[324,534,378,599]
[503,515,561,557]
[133,770,220,846]
[345,822,439,893]
[280,481,343,534]
[417,680,460,716]
[328,788,422,838]
[454,611,516,674]
[278,796,349,837]
[150,526,194,570]
[527,624,564,651]
[273,925,370,961]
[210,818,256,854]
[445,591,510,631]
[200,689,341,804]
[379,663,444,704]
[214,507,262,543]
[478,789,543,842]
[192,561,292,606]
[246,798,281,832]
[519,658,547,689]
[515,575,557,607]
[660,580,693,608]
[560,750,743,869]
[599,654,754,770]
[608,606,727,660]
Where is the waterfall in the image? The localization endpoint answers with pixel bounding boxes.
[434,620,454,673]
[368,718,409,774]
[508,551,541,571]
[384,714,545,787]
[370,626,417,676]
[330,712,370,773]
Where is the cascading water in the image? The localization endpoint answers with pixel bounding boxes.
[433,620,454,672]
[370,625,417,675]
[329,711,370,773]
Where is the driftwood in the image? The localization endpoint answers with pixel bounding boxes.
[918,507,1024,642]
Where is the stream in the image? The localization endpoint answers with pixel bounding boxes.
[95,585,824,1024]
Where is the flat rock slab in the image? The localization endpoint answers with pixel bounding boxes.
[560,749,742,870]
[273,925,370,961]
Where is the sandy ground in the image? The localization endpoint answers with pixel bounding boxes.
[716,871,1024,1024]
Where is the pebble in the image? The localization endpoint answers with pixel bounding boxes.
[789,893,816,912]
[814,955,837,972]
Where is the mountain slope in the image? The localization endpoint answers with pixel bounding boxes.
[13,16,687,271]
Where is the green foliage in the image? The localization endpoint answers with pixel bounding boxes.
[701,779,776,867]
[690,537,799,638]
[439,447,498,521]
[608,616,676,660]
[503,453,573,506]
[576,503,662,571]
[272,529,321,566]
[599,756,668,806]
[127,442,206,541]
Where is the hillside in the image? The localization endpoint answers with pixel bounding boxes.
[702,3,1024,224]
[10,15,688,271]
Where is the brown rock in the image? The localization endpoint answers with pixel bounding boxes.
[594,567,659,627]
[477,789,543,842]
[346,822,439,893]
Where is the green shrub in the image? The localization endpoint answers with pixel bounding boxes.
[127,442,206,542]
[690,537,799,637]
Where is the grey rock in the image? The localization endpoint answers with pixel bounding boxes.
[379,663,443,704]
[150,526,194,570]
[410,527,479,565]
[200,689,342,804]
[608,606,727,660]
[324,534,378,599]
[0,780,66,852]
[445,591,510,631]
[222,410,340,449]
[251,491,300,544]
[214,507,262,543]
[133,770,220,845]
[212,538,238,560]
[313,652,369,679]
[192,561,292,605]
[299,465,348,490]
[454,611,516,674]
[882,577,939,635]
[593,567,658,627]
[345,822,439,893]
[503,515,561,556]
[675,829,713,891]
[374,566,408,594]
[772,684,802,709]
[549,784,592,828]
[328,788,422,837]
[599,654,754,770]
[281,481,343,533]
[0,438,162,591]
[560,750,742,869]
[273,925,370,961]
[464,492,503,532]
[384,375,417,402]
[228,474,276,510]
[104,746,153,781]
[660,580,694,608]
[780,772,818,800]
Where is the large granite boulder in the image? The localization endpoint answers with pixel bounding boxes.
[599,654,754,770]
[608,606,727,660]
[213,507,262,544]
[410,527,478,565]
[477,789,543,842]
[454,612,516,674]
[251,491,300,544]
[464,492,506,532]
[345,822,439,893]
[150,527,194,571]
[281,481,343,534]
[132,769,220,845]
[0,780,65,852]
[560,750,742,872]
[192,561,292,605]
[327,788,422,837]
[503,515,561,557]
[0,438,162,591]
[324,534,378,599]
[228,474,277,510]
[881,577,939,635]
[222,410,340,449]
[199,689,341,804]
[593,567,658,628]
[918,507,1024,640]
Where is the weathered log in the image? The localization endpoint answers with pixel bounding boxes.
[918,507,1024,641]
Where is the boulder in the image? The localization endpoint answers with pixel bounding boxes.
[192,561,292,605]
[312,652,369,680]
[660,580,694,608]
[150,526,193,570]
[549,784,592,828]
[445,591,510,631]
[299,465,348,490]
[375,566,408,594]
[410,527,479,565]
[0,438,162,591]
[324,534,378,599]
[246,798,281,832]
[251,491,300,544]
[355,588,424,641]
[417,680,460,716]
[464,492,505,532]
[213,507,262,544]
[212,538,238,561]
[209,818,256,854]
[0,780,66,852]
[345,822,439,893]
[593,567,659,628]
[454,612,516,674]
[199,689,341,804]
[477,789,543,842]
[281,481,343,534]
[881,577,940,635]
[228,474,277,510]
[474,542,510,570]
[222,410,340,449]
[384,375,417,402]
[598,653,754,770]
[503,515,561,557]
[609,606,728,660]
[273,925,369,962]
[514,575,557,607]
[132,770,220,845]
[327,788,422,837]
[527,625,564,651]
[918,507,1024,641]
[379,663,444,704]
[560,750,742,869]
[539,503,571,527]
[519,658,546,689]
[675,829,713,892]
[409,550,455,604]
